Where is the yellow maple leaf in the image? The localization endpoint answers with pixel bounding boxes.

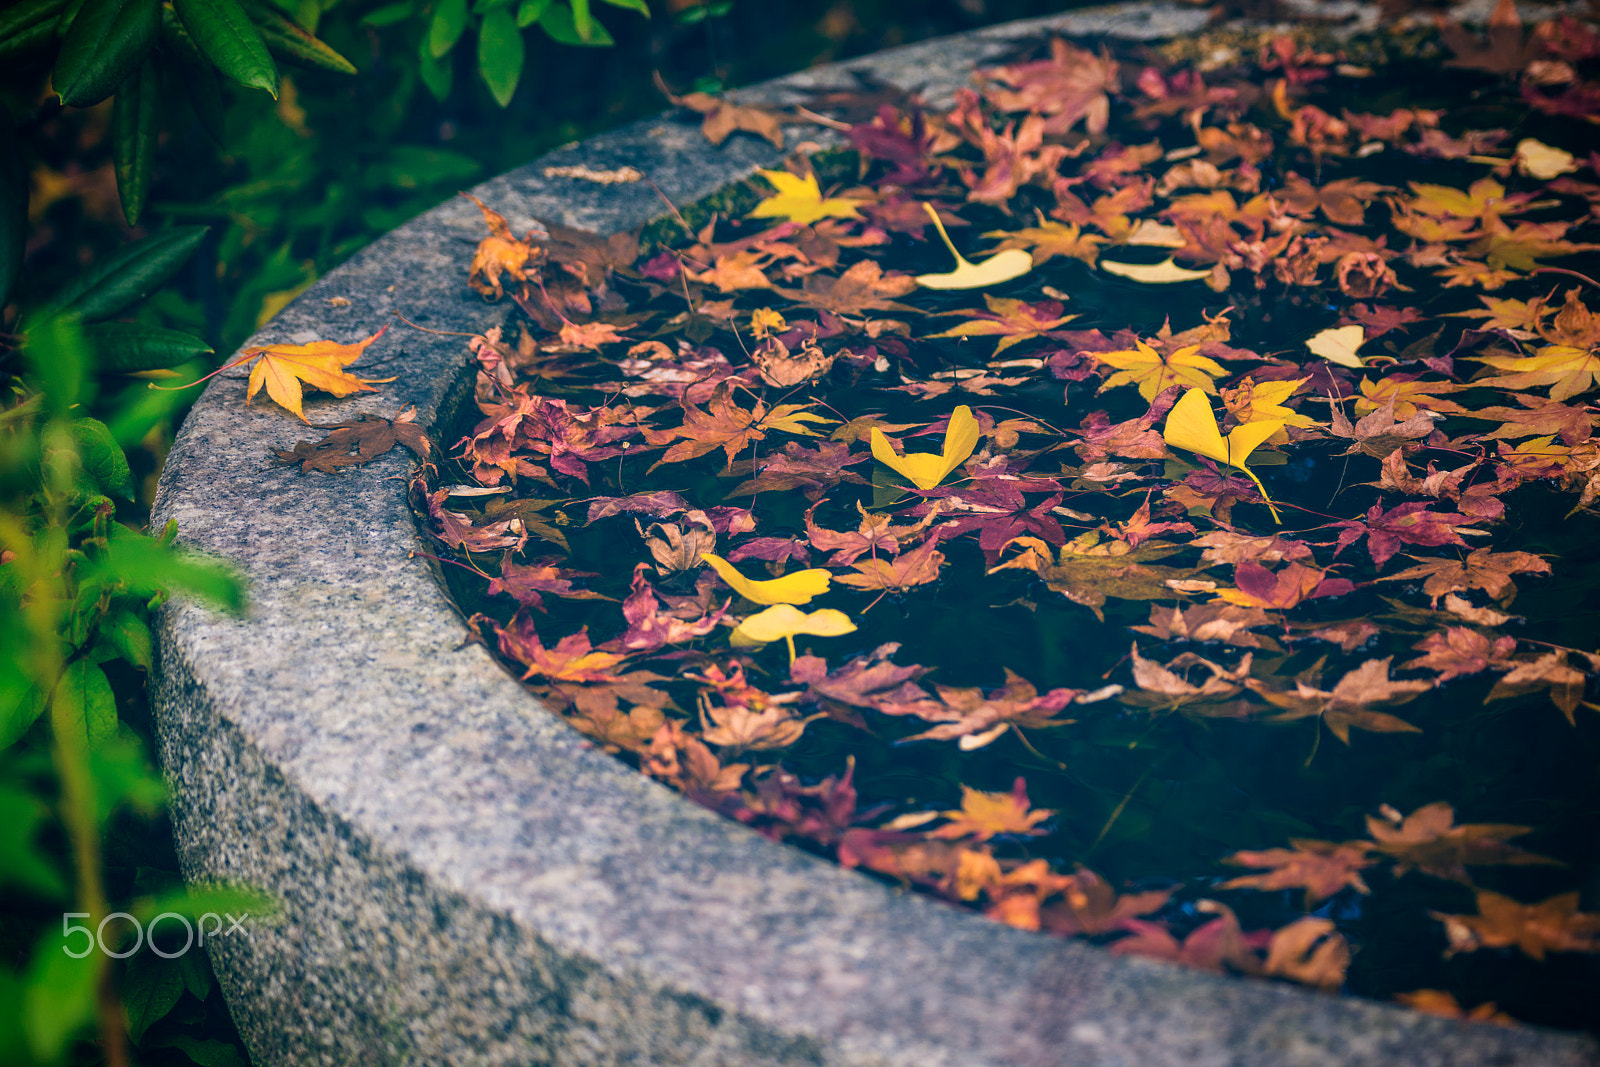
[745,169,865,226]
[981,215,1106,267]
[1474,345,1600,402]
[1221,376,1317,434]
[1163,387,1283,522]
[1094,340,1226,401]
[237,327,393,422]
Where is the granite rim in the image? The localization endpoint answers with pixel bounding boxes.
[150,3,1600,1065]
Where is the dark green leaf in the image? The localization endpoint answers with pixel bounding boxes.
[359,2,412,27]
[54,659,118,748]
[159,5,227,144]
[538,1,610,46]
[112,57,159,226]
[597,0,649,15]
[428,0,468,57]
[238,0,357,74]
[52,0,158,107]
[84,321,214,373]
[69,416,134,499]
[153,1034,248,1067]
[0,0,69,65]
[0,106,27,310]
[0,781,68,897]
[176,950,212,1003]
[173,0,278,97]
[364,146,480,190]
[477,7,524,107]
[34,225,209,324]
[122,951,183,1045]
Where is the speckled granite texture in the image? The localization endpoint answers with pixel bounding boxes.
[151,3,1600,1065]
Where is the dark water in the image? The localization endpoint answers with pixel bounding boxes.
[429,47,1600,1030]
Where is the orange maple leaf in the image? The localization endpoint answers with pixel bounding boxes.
[236,327,393,422]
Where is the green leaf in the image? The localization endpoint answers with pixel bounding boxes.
[364,145,480,190]
[597,0,649,14]
[68,417,134,499]
[538,1,610,45]
[134,882,278,927]
[569,0,592,39]
[0,0,69,65]
[111,57,159,226]
[0,106,27,310]
[516,0,550,26]
[0,781,69,898]
[237,0,357,74]
[359,1,412,27]
[159,5,227,144]
[476,7,523,107]
[23,313,89,418]
[23,929,100,1061]
[428,0,468,57]
[83,321,214,373]
[53,0,159,107]
[176,949,212,1002]
[53,659,118,748]
[122,951,183,1044]
[34,225,209,324]
[0,648,49,750]
[153,1034,248,1067]
[98,610,152,669]
[172,0,279,97]
[90,526,246,613]
[417,35,453,100]
[87,731,165,825]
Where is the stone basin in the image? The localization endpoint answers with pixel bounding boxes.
[151,4,1600,1064]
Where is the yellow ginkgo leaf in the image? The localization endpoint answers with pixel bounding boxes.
[1306,325,1366,368]
[870,405,981,490]
[916,203,1033,290]
[1101,256,1211,284]
[700,553,833,605]
[1125,220,1188,248]
[1163,387,1284,523]
[745,169,865,226]
[1094,340,1226,401]
[729,604,857,663]
[1513,139,1577,181]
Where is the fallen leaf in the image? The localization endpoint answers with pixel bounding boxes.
[916,203,1033,289]
[1163,388,1283,522]
[1222,839,1376,906]
[746,169,867,226]
[1365,801,1559,882]
[870,406,980,490]
[1431,890,1600,960]
[1100,257,1212,284]
[238,327,393,422]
